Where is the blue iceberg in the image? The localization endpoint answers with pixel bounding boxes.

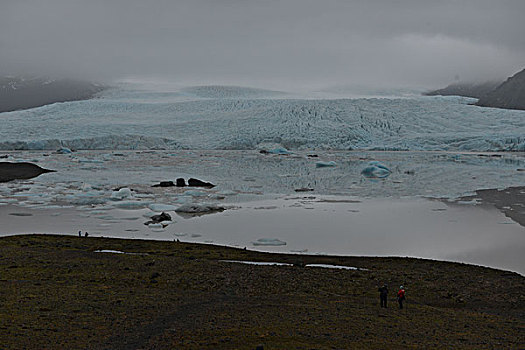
[361,161,391,178]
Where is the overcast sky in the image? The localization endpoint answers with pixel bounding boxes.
[1,0,524,88]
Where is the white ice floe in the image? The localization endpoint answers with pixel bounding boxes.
[142,211,162,218]
[63,192,107,205]
[183,190,208,197]
[217,190,238,196]
[148,203,178,211]
[315,161,337,168]
[252,238,287,246]
[113,201,150,209]
[110,188,133,200]
[175,203,225,213]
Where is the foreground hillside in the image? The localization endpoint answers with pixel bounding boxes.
[0,235,523,349]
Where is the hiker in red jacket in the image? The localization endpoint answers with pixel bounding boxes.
[397,286,406,309]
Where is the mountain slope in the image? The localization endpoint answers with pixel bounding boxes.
[424,81,501,99]
[0,77,106,113]
[476,68,525,110]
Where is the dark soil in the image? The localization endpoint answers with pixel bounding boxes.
[0,234,523,349]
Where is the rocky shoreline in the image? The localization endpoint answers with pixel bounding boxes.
[0,234,523,349]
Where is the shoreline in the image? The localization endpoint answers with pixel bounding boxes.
[1,234,523,349]
[5,232,525,276]
[2,192,524,275]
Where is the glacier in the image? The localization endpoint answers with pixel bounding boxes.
[0,84,524,152]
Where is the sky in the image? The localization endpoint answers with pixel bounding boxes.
[1,0,524,89]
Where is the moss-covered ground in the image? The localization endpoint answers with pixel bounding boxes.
[0,234,523,349]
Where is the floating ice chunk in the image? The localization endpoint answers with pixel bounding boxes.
[175,203,225,213]
[90,210,109,215]
[143,211,162,218]
[134,193,155,198]
[110,188,133,200]
[252,238,287,246]
[96,215,117,220]
[183,190,208,197]
[81,183,93,192]
[268,147,292,155]
[55,147,72,154]
[361,161,391,178]
[148,223,163,228]
[75,157,104,164]
[63,192,107,205]
[456,199,480,205]
[217,190,238,196]
[290,249,308,253]
[316,161,337,168]
[148,203,178,211]
[113,201,150,209]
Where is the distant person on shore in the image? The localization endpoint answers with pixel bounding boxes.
[397,286,406,309]
[378,284,388,308]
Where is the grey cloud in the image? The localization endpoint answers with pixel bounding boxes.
[1,0,524,88]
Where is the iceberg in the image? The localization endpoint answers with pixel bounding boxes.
[361,161,391,179]
[315,161,337,168]
[110,188,133,200]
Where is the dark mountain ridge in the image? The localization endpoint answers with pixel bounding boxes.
[424,81,501,99]
[424,68,525,111]
[0,77,106,113]
[476,68,525,110]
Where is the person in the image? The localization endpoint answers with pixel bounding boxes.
[397,286,406,309]
[378,284,388,308]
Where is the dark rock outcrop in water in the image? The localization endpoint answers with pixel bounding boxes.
[0,77,106,113]
[0,162,56,182]
[424,81,501,99]
[476,68,525,110]
[144,212,172,226]
[152,181,175,188]
[188,178,215,188]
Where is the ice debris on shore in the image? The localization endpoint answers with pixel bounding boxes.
[220,260,365,270]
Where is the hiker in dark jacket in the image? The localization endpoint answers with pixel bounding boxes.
[378,284,388,308]
[397,286,406,309]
